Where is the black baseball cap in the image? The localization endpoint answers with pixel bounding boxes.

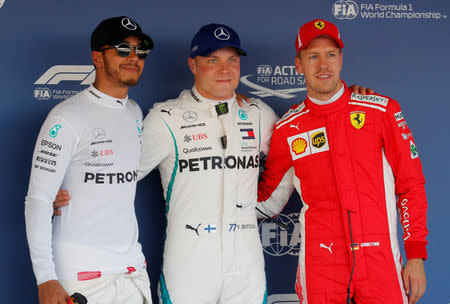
[91,16,154,51]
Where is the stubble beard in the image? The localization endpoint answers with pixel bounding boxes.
[104,59,140,88]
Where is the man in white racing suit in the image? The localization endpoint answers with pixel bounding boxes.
[138,24,278,303]
[25,16,154,304]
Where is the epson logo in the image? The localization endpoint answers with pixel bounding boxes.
[35,65,95,85]
[84,170,138,184]
[179,155,259,172]
[41,139,62,151]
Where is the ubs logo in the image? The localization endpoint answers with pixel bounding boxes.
[311,131,326,148]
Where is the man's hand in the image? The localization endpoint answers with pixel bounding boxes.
[53,190,70,216]
[403,258,426,304]
[38,280,69,304]
[349,84,374,95]
[236,92,250,107]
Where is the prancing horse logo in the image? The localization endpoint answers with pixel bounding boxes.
[350,111,365,129]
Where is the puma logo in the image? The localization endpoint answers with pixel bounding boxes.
[161,108,173,116]
[290,122,300,130]
[320,242,333,254]
[185,224,201,236]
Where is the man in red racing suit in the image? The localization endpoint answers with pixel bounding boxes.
[256,19,428,304]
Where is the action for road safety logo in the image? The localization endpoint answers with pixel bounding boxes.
[287,127,329,160]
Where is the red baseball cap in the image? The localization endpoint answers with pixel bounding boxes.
[295,19,344,54]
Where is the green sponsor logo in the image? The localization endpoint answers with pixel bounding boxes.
[49,124,62,138]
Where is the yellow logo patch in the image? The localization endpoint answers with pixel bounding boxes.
[292,138,307,155]
[314,20,325,30]
[350,111,365,129]
[311,131,326,148]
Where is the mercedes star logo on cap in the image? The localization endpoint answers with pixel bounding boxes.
[121,17,137,30]
[214,27,231,40]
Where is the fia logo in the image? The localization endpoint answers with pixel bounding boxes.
[259,213,301,257]
[34,87,52,100]
[333,0,359,19]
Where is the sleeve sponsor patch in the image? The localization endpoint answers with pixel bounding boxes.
[350,93,389,107]
[394,111,404,121]
[278,103,305,122]
[410,140,419,159]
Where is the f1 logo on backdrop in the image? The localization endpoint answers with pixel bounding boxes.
[34,65,95,85]
[33,65,95,101]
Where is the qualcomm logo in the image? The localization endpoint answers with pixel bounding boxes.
[240,64,306,100]
[267,294,299,304]
[34,65,95,85]
[333,0,359,19]
[259,213,301,257]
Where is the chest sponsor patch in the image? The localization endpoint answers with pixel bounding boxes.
[287,127,329,160]
[240,128,255,140]
[350,93,389,107]
[350,111,365,129]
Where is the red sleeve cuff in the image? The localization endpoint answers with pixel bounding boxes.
[405,242,427,260]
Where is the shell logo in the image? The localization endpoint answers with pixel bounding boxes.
[292,138,307,155]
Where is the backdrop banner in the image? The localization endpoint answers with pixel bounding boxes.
[0,0,448,302]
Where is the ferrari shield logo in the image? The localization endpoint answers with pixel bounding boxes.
[350,112,365,129]
[314,20,325,30]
